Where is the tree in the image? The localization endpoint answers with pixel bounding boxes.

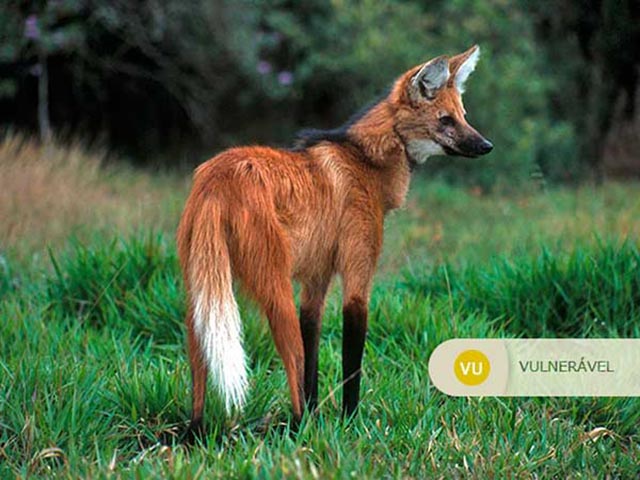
[527,0,640,182]
[2,1,87,141]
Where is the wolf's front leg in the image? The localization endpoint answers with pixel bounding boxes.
[338,216,382,417]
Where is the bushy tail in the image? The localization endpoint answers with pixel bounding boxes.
[187,200,248,413]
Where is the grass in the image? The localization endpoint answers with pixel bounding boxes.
[401,240,640,338]
[0,134,188,261]
[1,137,640,477]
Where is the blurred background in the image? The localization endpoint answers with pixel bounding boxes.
[1,0,638,188]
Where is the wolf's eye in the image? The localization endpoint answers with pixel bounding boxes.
[439,115,455,127]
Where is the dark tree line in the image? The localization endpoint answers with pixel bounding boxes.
[1,0,638,185]
[527,0,640,181]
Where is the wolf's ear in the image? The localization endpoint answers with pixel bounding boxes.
[410,56,450,101]
[449,45,480,94]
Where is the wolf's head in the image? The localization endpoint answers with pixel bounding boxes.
[393,45,493,164]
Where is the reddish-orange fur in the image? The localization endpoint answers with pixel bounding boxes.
[177,46,491,432]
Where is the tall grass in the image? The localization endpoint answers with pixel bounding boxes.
[0,134,188,260]
[2,234,639,478]
[401,240,640,337]
[382,180,640,271]
[45,235,184,344]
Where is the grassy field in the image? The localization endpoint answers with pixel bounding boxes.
[1,137,640,478]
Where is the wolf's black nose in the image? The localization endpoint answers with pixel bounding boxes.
[478,139,493,155]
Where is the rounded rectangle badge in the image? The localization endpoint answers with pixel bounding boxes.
[428,339,640,397]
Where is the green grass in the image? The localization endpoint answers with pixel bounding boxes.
[2,236,640,476]
[2,172,640,477]
[400,240,640,338]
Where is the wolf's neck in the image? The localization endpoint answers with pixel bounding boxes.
[344,102,412,211]
[347,100,407,168]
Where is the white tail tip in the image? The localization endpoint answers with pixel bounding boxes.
[193,292,248,413]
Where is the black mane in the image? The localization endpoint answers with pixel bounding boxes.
[293,127,351,150]
[292,89,389,150]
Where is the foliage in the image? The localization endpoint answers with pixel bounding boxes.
[525,0,640,181]
[0,0,86,97]
[2,0,623,186]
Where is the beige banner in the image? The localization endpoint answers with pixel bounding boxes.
[428,339,640,396]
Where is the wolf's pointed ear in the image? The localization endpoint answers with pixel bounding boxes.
[410,56,450,101]
[449,45,480,94]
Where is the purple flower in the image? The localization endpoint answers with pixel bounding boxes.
[256,60,272,75]
[277,71,293,86]
[24,14,40,40]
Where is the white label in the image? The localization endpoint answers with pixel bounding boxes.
[428,339,640,396]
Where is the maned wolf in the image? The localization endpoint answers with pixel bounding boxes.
[177,45,492,435]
